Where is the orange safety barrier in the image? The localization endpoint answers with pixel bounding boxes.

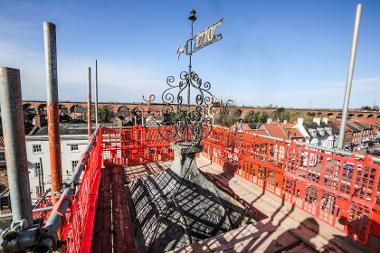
[32,195,52,223]
[102,127,174,165]
[40,126,379,251]
[59,129,103,253]
[201,127,380,245]
[53,127,174,252]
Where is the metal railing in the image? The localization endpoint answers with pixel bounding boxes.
[202,126,380,246]
[35,126,103,252]
[37,126,380,252]
[37,126,173,252]
[102,127,174,165]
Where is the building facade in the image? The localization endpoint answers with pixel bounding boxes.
[293,118,335,149]
[25,125,89,202]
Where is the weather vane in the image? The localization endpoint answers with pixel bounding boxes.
[151,9,223,151]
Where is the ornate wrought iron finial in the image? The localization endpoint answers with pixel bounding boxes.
[142,94,156,106]
[189,9,197,21]
[145,10,223,151]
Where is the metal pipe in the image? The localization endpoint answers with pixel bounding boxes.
[87,67,92,140]
[43,21,63,203]
[40,157,45,195]
[338,3,362,149]
[0,67,33,225]
[95,60,99,125]
[0,207,54,219]
[35,127,101,251]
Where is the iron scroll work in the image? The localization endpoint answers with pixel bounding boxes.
[156,10,223,151]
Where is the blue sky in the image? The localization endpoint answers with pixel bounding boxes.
[0,0,379,108]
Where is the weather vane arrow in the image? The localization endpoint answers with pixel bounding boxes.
[176,44,186,61]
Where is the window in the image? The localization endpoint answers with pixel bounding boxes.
[34,162,41,177]
[32,144,42,153]
[72,160,78,170]
[309,130,317,138]
[70,144,79,151]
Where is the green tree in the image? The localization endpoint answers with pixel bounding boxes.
[24,107,36,123]
[253,112,260,122]
[361,106,372,111]
[259,112,269,123]
[244,110,256,123]
[215,107,242,127]
[272,107,290,122]
[99,106,115,123]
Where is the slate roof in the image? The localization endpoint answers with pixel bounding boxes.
[303,122,332,140]
[350,121,371,130]
[34,124,89,136]
[144,116,163,128]
[346,122,361,132]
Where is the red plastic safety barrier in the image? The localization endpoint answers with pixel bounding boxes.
[39,126,379,251]
[201,127,380,245]
[54,127,173,252]
[59,129,103,253]
[32,196,52,223]
[102,127,174,165]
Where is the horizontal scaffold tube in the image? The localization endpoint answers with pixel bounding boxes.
[34,126,102,252]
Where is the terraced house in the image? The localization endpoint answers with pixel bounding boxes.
[294,118,335,149]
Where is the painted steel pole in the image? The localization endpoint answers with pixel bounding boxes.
[95,60,99,125]
[43,21,63,203]
[0,67,33,225]
[338,4,362,149]
[87,67,92,140]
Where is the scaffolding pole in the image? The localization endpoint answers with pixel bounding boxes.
[0,67,33,225]
[43,21,63,202]
[338,3,362,149]
[95,60,99,125]
[87,67,92,140]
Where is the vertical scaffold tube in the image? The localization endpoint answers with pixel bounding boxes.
[0,67,33,225]
[88,67,92,140]
[338,3,362,149]
[95,60,99,125]
[43,21,63,203]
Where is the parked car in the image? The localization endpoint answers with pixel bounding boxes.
[343,163,354,174]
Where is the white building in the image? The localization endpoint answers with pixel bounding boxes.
[293,118,335,167]
[25,124,89,202]
[294,118,335,149]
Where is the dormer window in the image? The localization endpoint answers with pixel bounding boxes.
[310,129,317,138]
[317,128,325,136]
[325,128,332,135]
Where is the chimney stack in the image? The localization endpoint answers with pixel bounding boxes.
[297,118,304,125]
[313,117,321,125]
